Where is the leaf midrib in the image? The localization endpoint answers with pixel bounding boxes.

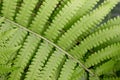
[2,16,95,76]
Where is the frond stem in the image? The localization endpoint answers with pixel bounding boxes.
[4,17,96,76]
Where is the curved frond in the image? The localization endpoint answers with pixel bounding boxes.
[70,67,87,80]
[70,25,120,60]
[95,59,115,76]
[16,0,38,27]
[7,29,28,47]
[85,43,120,68]
[58,59,76,80]
[0,46,20,64]
[2,0,18,20]
[8,34,40,80]
[44,0,85,41]
[0,65,14,75]
[58,0,119,50]
[96,16,120,31]
[29,0,60,34]
[24,42,53,80]
[38,50,65,80]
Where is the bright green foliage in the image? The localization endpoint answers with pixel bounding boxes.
[58,59,76,80]
[38,50,65,80]
[70,66,87,80]
[70,25,120,60]
[44,0,86,41]
[29,0,60,34]
[96,16,120,31]
[85,43,120,67]
[2,0,18,20]
[24,42,53,80]
[0,18,20,79]
[8,34,40,80]
[16,0,39,27]
[0,0,120,80]
[95,59,115,76]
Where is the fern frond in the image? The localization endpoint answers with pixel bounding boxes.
[94,17,120,51]
[0,46,20,64]
[70,67,87,80]
[1,20,28,47]
[89,74,100,80]
[38,50,65,80]
[7,28,28,47]
[16,0,38,27]
[22,0,85,77]
[45,0,98,40]
[0,65,14,75]
[70,24,120,60]
[64,0,99,31]
[2,0,18,20]
[95,59,115,76]
[8,34,40,80]
[0,26,20,77]
[0,20,28,48]
[58,59,76,80]
[23,0,86,78]
[24,0,87,79]
[96,16,120,32]
[29,0,60,34]
[0,28,18,45]
[24,42,53,80]
[0,21,14,32]
[57,0,119,50]
[49,0,69,21]
[85,43,120,68]
[44,0,85,41]
[95,59,120,76]
[0,0,120,80]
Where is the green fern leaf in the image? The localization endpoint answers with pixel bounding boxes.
[70,66,87,80]
[0,0,120,80]
[8,34,40,80]
[38,50,65,80]
[16,0,38,27]
[95,59,115,76]
[85,43,120,68]
[24,42,53,80]
[58,0,119,50]
[2,0,18,20]
[70,25,120,60]
[29,0,60,34]
[44,0,85,41]
[58,59,76,80]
